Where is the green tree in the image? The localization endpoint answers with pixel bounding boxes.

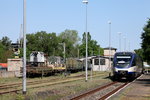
[79,32,103,57]
[0,37,13,63]
[0,42,5,62]
[134,48,144,60]
[58,29,80,57]
[26,31,58,56]
[59,29,80,45]
[141,19,150,63]
[26,30,80,58]
[1,36,12,50]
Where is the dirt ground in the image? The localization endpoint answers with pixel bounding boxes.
[109,74,150,100]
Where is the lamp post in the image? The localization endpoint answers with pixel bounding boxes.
[128,40,130,51]
[19,24,23,48]
[99,45,101,71]
[108,21,111,71]
[63,43,66,63]
[23,0,27,94]
[118,32,122,52]
[82,0,88,81]
[59,42,66,75]
[124,36,126,52]
[78,48,79,58]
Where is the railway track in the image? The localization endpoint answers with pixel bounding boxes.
[0,73,105,95]
[70,81,129,100]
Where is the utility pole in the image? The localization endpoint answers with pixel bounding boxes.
[99,45,101,71]
[128,40,130,51]
[82,0,88,81]
[63,42,67,76]
[23,0,27,94]
[63,42,66,63]
[78,48,79,58]
[108,21,111,71]
[124,37,126,52]
[59,42,66,75]
[118,32,122,52]
[20,24,23,48]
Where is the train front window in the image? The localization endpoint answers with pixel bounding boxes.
[115,56,132,67]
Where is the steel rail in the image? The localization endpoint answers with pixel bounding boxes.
[0,74,87,90]
[0,74,104,95]
[99,82,129,100]
[70,81,118,100]
[0,89,21,95]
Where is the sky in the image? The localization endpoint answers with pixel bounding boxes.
[0,0,150,51]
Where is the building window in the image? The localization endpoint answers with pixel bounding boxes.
[94,58,105,65]
[94,59,99,65]
[100,59,105,65]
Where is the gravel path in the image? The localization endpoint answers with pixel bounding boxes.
[109,74,150,100]
[79,82,123,100]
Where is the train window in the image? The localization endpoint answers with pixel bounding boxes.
[115,55,131,67]
[132,58,136,66]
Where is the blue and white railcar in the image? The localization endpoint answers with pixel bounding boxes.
[112,52,143,80]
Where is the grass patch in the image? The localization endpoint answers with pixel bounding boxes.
[26,72,111,100]
[0,77,22,84]
[0,71,111,100]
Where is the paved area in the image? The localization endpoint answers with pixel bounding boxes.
[109,74,150,100]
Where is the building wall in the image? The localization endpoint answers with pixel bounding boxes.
[105,59,112,71]
[92,65,109,71]
[7,58,22,77]
[92,48,116,71]
[0,71,15,77]
[92,58,111,71]
[104,49,116,57]
[104,49,116,71]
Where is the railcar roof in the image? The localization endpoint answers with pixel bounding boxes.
[115,52,136,55]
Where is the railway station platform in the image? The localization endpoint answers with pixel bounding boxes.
[109,74,150,100]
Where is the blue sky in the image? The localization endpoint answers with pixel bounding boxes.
[0,0,150,51]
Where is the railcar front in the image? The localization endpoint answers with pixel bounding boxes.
[112,52,140,80]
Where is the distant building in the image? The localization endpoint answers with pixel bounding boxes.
[0,59,22,78]
[91,56,109,71]
[0,63,7,71]
[78,47,117,71]
[103,47,117,58]
[103,47,117,71]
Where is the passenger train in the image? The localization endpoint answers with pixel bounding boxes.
[112,52,144,80]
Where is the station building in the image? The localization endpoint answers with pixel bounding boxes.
[79,47,117,71]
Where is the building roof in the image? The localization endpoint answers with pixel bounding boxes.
[103,47,117,50]
[78,56,109,61]
[78,56,96,61]
[0,63,7,68]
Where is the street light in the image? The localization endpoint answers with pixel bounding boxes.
[59,42,66,76]
[124,36,126,52]
[82,0,88,81]
[118,32,122,52]
[128,40,130,51]
[23,0,27,94]
[108,21,111,71]
[99,45,101,71]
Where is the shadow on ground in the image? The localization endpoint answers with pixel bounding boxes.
[135,74,150,86]
[103,74,134,82]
